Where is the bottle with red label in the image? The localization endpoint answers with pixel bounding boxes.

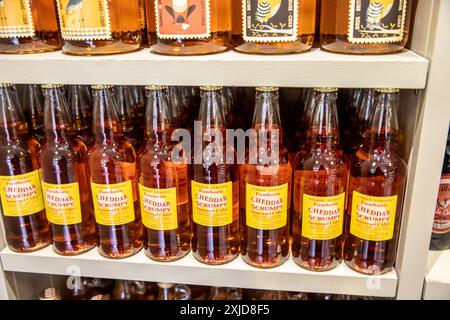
[240,87,292,268]
[0,83,51,252]
[138,85,191,261]
[40,84,97,255]
[292,88,347,271]
[430,128,450,250]
[344,88,407,275]
[152,0,232,55]
[88,85,142,259]
[191,86,239,264]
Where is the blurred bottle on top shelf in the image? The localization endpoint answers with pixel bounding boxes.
[57,0,142,55]
[233,0,316,54]
[0,0,61,54]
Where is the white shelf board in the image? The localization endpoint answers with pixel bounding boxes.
[0,48,428,88]
[423,250,450,300]
[0,246,397,297]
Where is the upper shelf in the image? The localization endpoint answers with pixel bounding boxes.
[0,48,428,88]
[423,250,450,300]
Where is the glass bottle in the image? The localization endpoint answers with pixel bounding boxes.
[208,287,242,300]
[145,0,157,45]
[234,0,316,54]
[57,0,142,55]
[344,88,407,275]
[39,287,62,300]
[40,84,97,256]
[0,0,61,54]
[139,0,148,47]
[22,84,45,144]
[68,85,94,148]
[138,85,191,261]
[191,86,239,264]
[66,276,89,300]
[430,128,450,250]
[88,85,143,259]
[353,89,375,152]
[156,283,191,300]
[152,0,232,55]
[342,88,363,155]
[292,88,347,271]
[320,0,414,54]
[111,280,132,300]
[0,83,51,252]
[114,86,141,151]
[240,87,292,268]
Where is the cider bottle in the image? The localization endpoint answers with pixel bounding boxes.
[114,86,141,151]
[344,89,407,274]
[138,85,191,261]
[88,85,142,259]
[57,0,142,55]
[139,0,148,47]
[40,84,97,255]
[240,87,292,268]
[352,89,375,152]
[145,0,157,45]
[191,86,239,264]
[152,0,232,55]
[156,283,191,300]
[234,0,316,54]
[22,84,45,144]
[0,83,51,252]
[320,0,414,54]
[68,85,94,147]
[292,88,347,271]
[0,0,61,54]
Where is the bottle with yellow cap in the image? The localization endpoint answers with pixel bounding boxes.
[191,86,239,264]
[0,0,61,54]
[240,87,292,268]
[88,85,142,259]
[292,88,347,271]
[344,88,407,274]
[138,85,191,261]
[40,84,97,256]
[0,83,51,252]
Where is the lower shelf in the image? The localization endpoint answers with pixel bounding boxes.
[0,246,397,297]
[423,250,450,300]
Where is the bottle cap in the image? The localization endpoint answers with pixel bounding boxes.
[91,84,113,90]
[41,84,64,89]
[375,88,400,93]
[145,85,168,90]
[157,283,175,289]
[256,87,279,92]
[0,83,14,88]
[200,86,223,91]
[39,287,61,301]
[314,87,338,93]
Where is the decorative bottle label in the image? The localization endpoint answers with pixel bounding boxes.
[139,184,178,231]
[0,0,35,38]
[192,181,233,227]
[42,181,82,225]
[155,0,211,39]
[302,193,345,240]
[56,0,112,41]
[243,0,298,43]
[348,0,408,44]
[350,191,397,241]
[246,183,288,230]
[433,174,450,234]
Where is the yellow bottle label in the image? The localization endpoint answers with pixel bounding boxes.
[0,0,34,38]
[56,0,112,41]
[91,180,135,226]
[192,181,233,227]
[42,181,82,226]
[350,191,398,241]
[139,184,178,231]
[0,170,44,217]
[246,183,288,230]
[302,193,345,240]
[348,0,408,44]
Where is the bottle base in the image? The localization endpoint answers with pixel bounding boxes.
[0,35,61,54]
[234,42,312,55]
[52,243,97,256]
[98,245,143,259]
[144,248,191,262]
[292,257,340,272]
[241,254,290,269]
[192,251,239,265]
[344,259,394,275]
[151,43,228,56]
[8,240,52,253]
[62,42,142,56]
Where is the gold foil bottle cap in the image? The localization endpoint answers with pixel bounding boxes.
[41,84,64,89]
[91,84,114,90]
[39,287,61,301]
[157,283,175,289]
[314,87,338,93]
[145,85,168,90]
[200,86,223,91]
[256,87,279,92]
[375,88,400,93]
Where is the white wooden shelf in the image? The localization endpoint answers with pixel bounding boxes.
[0,48,428,88]
[423,250,450,300]
[0,246,397,297]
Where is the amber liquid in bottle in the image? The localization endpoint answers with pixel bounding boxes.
[114,86,141,152]
[68,85,94,148]
[344,89,406,274]
[320,0,413,54]
[240,87,291,268]
[40,85,97,255]
[152,0,232,55]
[88,85,142,259]
[145,0,157,46]
[0,84,51,252]
[292,88,347,271]
[22,84,45,144]
[234,0,316,54]
[61,0,142,55]
[0,0,61,54]
[191,86,239,264]
[138,86,191,261]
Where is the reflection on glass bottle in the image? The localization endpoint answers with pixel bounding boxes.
[156,283,191,300]
[68,85,94,148]
[114,86,141,151]
[208,287,242,300]
[22,84,45,144]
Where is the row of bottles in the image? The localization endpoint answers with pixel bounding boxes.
[39,276,384,300]
[0,0,414,55]
[0,84,406,276]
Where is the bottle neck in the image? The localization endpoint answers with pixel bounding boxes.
[69,85,89,131]
[44,87,74,142]
[199,89,226,132]
[145,89,173,147]
[92,88,122,143]
[0,87,28,142]
[252,90,284,146]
